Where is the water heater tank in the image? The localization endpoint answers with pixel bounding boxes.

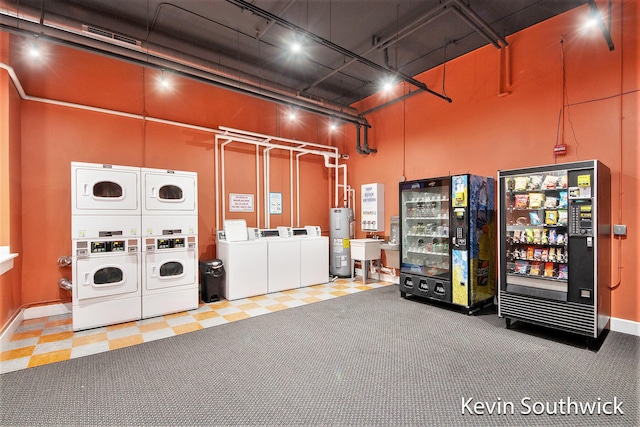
[329,208,354,277]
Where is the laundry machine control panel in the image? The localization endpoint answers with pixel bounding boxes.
[74,238,139,257]
[145,236,196,251]
[158,238,185,249]
[91,240,125,253]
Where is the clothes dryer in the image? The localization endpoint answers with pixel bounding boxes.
[71,162,141,238]
[142,234,198,318]
[140,168,199,317]
[72,162,141,215]
[141,168,198,217]
[72,237,141,331]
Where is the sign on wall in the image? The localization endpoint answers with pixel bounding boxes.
[229,193,254,212]
[269,192,282,214]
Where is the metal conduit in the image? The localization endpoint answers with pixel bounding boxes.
[0,5,369,127]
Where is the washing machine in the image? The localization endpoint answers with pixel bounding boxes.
[72,237,141,331]
[266,227,301,293]
[71,162,141,239]
[141,232,198,318]
[299,226,329,287]
[216,223,268,300]
[140,168,199,317]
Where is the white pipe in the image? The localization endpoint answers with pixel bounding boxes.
[264,147,274,228]
[215,135,219,230]
[220,139,234,226]
[220,126,337,152]
[221,126,341,206]
[289,150,294,226]
[256,145,261,228]
[1,61,351,230]
[295,152,307,226]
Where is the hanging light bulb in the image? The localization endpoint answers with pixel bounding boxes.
[159,69,171,89]
[28,35,40,58]
[290,41,302,54]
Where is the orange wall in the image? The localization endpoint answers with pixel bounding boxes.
[1,2,637,326]
[1,30,24,329]
[347,2,638,323]
[6,34,333,311]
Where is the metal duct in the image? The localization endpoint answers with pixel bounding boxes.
[58,278,72,291]
[363,126,376,154]
[57,255,72,267]
[0,4,369,127]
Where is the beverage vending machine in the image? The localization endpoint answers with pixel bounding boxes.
[399,174,495,313]
[497,160,611,345]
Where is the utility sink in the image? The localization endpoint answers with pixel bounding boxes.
[350,239,382,284]
[350,238,382,260]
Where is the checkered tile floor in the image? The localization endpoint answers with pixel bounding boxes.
[1,279,392,374]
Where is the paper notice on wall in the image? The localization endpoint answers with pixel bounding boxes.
[229,193,254,212]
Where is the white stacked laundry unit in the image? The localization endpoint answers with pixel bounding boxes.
[71,162,142,331]
[141,168,199,318]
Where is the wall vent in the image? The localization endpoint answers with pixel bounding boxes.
[81,25,142,50]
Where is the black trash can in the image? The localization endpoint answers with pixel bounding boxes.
[199,259,224,303]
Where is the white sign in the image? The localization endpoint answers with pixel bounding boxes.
[269,192,282,214]
[229,193,254,212]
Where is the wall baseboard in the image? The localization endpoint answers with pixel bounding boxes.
[0,310,24,350]
[610,317,640,337]
[23,302,71,320]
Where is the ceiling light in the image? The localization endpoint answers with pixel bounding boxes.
[290,42,302,53]
[584,15,599,29]
[288,110,297,121]
[27,36,40,58]
[159,69,171,90]
[381,77,396,93]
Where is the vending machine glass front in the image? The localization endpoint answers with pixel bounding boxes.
[400,178,451,280]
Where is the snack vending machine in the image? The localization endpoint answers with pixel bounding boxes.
[498,160,611,344]
[399,174,495,313]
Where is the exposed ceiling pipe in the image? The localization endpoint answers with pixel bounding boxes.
[355,124,367,155]
[0,4,370,127]
[309,1,455,91]
[450,0,509,48]
[363,126,376,154]
[256,0,298,39]
[587,0,615,51]
[448,7,501,49]
[226,0,452,104]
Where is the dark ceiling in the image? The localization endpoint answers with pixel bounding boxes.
[2,0,587,124]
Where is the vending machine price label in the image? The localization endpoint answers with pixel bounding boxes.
[577,174,591,187]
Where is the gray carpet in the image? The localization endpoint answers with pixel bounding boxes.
[1,285,638,426]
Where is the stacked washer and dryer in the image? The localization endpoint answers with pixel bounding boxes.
[71,163,142,331]
[140,168,199,318]
[71,162,199,331]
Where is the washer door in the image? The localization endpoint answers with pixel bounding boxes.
[144,250,196,291]
[74,253,140,300]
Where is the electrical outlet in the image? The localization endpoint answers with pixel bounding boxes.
[613,224,627,236]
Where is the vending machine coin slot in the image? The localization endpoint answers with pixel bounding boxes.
[452,208,467,249]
